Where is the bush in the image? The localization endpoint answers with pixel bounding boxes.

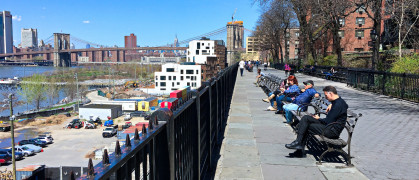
[390,54,419,74]
[320,55,337,66]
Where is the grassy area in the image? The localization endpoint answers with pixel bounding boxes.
[40,102,77,112]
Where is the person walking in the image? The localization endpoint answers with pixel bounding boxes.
[239,59,245,77]
[284,63,291,77]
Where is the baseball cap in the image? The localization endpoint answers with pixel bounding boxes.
[303,80,314,86]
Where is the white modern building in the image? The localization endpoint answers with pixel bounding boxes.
[21,28,38,48]
[0,11,13,54]
[142,54,180,64]
[187,40,216,64]
[151,63,201,94]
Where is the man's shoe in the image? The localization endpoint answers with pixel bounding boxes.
[275,110,284,114]
[285,141,304,150]
[262,98,270,103]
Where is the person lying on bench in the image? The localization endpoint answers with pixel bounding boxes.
[285,86,348,153]
[282,80,320,123]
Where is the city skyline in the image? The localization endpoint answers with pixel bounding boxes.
[2,0,261,47]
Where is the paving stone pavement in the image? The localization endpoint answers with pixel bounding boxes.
[215,68,372,180]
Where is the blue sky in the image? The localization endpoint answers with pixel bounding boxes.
[2,0,261,47]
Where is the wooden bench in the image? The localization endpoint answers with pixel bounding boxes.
[289,98,362,166]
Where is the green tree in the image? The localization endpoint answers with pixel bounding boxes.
[19,74,47,110]
[390,54,419,74]
[46,77,60,106]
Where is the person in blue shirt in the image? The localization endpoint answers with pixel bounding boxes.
[267,75,300,111]
[282,80,320,123]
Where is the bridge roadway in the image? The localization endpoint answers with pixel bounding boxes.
[215,67,419,179]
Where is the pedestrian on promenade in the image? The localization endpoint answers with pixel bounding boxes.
[281,80,320,123]
[239,59,245,77]
[284,63,291,76]
[285,86,348,153]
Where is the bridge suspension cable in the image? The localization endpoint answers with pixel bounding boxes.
[71,36,106,48]
[159,26,227,47]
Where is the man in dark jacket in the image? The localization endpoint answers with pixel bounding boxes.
[285,86,348,152]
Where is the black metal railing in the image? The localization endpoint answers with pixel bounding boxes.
[300,65,419,102]
[75,62,238,180]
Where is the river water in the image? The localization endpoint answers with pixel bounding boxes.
[0,66,74,117]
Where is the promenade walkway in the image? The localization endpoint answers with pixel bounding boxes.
[215,67,419,180]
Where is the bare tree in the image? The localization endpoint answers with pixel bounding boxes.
[386,0,419,59]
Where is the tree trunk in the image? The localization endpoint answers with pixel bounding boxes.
[332,20,343,66]
[398,0,404,60]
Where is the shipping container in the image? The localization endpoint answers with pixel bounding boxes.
[170,90,182,100]
[138,97,158,112]
[178,88,187,102]
[160,98,178,110]
[16,165,45,180]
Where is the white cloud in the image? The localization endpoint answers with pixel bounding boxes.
[12,15,22,21]
[82,20,90,24]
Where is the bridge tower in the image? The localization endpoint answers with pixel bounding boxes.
[226,21,244,66]
[53,33,71,67]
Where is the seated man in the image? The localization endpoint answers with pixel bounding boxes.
[282,80,320,123]
[285,86,348,153]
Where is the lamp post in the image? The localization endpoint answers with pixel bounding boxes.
[74,73,79,112]
[4,94,16,180]
[370,29,378,70]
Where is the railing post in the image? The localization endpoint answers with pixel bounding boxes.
[401,73,406,99]
[367,70,371,91]
[191,90,201,180]
[382,72,386,95]
[167,116,175,180]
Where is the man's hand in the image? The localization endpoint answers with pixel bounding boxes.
[314,93,320,98]
[326,104,332,113]
[312,115,320,119]
[301,89,306,92]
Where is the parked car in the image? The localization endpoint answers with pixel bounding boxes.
[66,119,83,129]
[0,149,23,160]
[38,133,54,141]
[124,113,132,121]
[0,154,11,165]
[11,146,35,156]
[21,144,43,153]
[18,139,47,147]
[102,126,117,138]
[37,136,53,144]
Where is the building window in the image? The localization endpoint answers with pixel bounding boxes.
[160,82,166,87]
[354,48,364,52]
[187,82,190,86]
[248,49,253,51]
[285,32,290,37]
[156,82,158,87]
[166,68,174,72]
[186,76,190,79]
[356,17,365,25]
[160,76,166,80]
[181,76,184,80]
[197,42,200,49]
[206,47,210,49]
[196,50,199,55]
[172,82,174,86]
[355,30,364,38]
[177,82,180,85]
[295,32,300,37]
[160,88,166,90]
[173,76,176,80]
[156,76,158,80]
[186,70,194,74]
[169,76,172,80]
[196,70,199,74]
[356,5,365,14]
[338,30,345,37]
[339,18,345,26]
[181,70,183,74]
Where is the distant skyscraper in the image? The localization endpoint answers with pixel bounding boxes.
[124,33,137,48]
[21,28,38,48]
[0,11,13,54]
[174,35,179,47]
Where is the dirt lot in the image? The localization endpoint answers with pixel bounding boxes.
[0,114,117,170]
